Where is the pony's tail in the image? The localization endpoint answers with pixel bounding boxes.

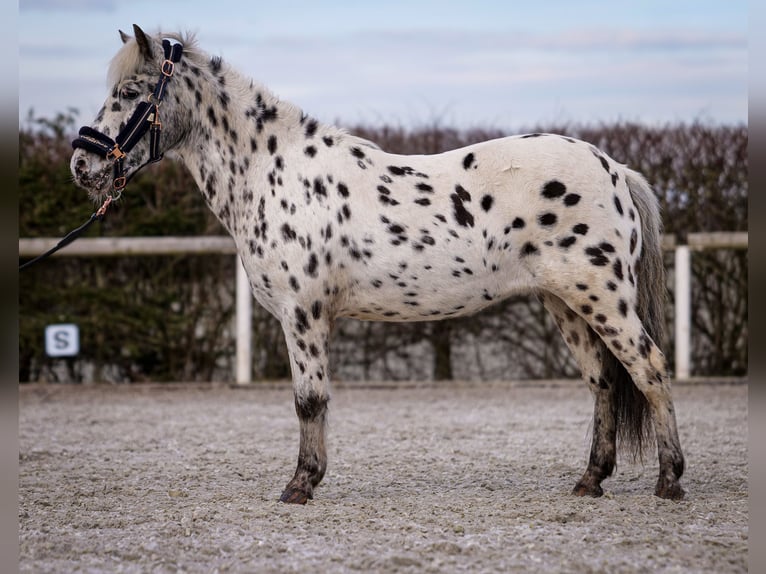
[607,169,665,460]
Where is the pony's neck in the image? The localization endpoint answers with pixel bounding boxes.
[173,57,330,234]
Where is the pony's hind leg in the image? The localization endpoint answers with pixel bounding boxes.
[540,292,618,497]
[279,307,332,504]
[561,291,685,500]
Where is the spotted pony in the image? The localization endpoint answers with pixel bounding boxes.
[71,26,685,503]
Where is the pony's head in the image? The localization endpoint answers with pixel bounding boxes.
[70,25,191,199]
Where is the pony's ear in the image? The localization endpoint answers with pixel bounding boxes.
[119,29,131,44]
[132,24,154,60]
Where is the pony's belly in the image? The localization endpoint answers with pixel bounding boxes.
[338,270,534,322]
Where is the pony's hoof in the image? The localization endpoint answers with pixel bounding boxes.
[572,481,604,498]
[279,486,312,504]
[655,479,685,501]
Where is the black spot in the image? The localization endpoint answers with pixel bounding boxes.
[416,182,434,193]
[564,193,581,206]
[454,184,471,202]
[450,186,475,228]
[629,228,638,254]
[207,106,218,127]
[311,301,323,322]
[512,217,525,229]
[481,195,494,212]
[618,299,628,317]
[595,314,607,323]
[596,154,610,174]
[388,165,407,176]
[581,304,593,315]
[304,253,319,278]
[637,332,651,358]
[313,177,327,198]
[586,246,609,266]
[110,101,122,112]
[521,242,539,256]
[379,196,400,206]
[218,90,230,110]
[613,259,624,281]
[585,246,603,257]
[463,152,475,169]
[304,145,317,158]
[281,223,297,242]
[350,147,365,159]
[210,55,222,73]
[289,276,300,292]
[414,197,431,206]
[573,223,589,235]
[294,306,309,335]
[542,180,566,199]
[599,242,615,253]
[538,212,557,226]
[323,136,334,147]
[305,119,318,137]
[576,283,588,291]
[267,135,277,155]
[559,236,577,248]
[205,173,217,199]
[613,194,624,216]
[337,182,350,198]
[606,281,617,291]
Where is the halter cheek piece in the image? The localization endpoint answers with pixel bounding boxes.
[72,39,183,197]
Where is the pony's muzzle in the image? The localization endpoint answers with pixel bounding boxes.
[70,151,111,195]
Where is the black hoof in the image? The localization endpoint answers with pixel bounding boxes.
[655,479,685,501]
[572,480,604,498]
[279,484,313,504]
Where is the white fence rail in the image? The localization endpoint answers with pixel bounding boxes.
[19,232,747,382]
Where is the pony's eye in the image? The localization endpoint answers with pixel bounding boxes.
[120,87,140,100]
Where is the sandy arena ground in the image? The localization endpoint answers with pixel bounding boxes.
[19,381,747,573]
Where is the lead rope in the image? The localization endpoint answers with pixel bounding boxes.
[19,195,114,271]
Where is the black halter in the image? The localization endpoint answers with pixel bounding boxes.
[72,39,183,195]
[18,40,184,271]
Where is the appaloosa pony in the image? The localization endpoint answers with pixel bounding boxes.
[70,25,685,503]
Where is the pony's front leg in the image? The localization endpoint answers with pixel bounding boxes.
[279,307,331,504]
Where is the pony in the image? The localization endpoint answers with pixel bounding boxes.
[70,25,684,503]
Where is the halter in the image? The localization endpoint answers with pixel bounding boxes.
[71,39,183,198]
[19,39,184,272]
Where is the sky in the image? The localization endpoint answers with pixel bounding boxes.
[18,0,748,131]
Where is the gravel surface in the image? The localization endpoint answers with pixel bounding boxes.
[19,381,748,573]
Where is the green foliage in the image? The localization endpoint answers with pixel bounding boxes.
[18,113,748,382]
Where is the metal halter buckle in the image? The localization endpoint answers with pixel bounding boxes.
[161,59,175,77]
[113,175,127,191]
[106,144,126,161]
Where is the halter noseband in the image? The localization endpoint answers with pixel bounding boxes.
[72,39,183,197]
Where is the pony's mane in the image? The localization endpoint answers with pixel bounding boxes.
[107,30,207,87]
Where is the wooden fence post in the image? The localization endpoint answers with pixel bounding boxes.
[235,255,252,385]
[674,245,691,380]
